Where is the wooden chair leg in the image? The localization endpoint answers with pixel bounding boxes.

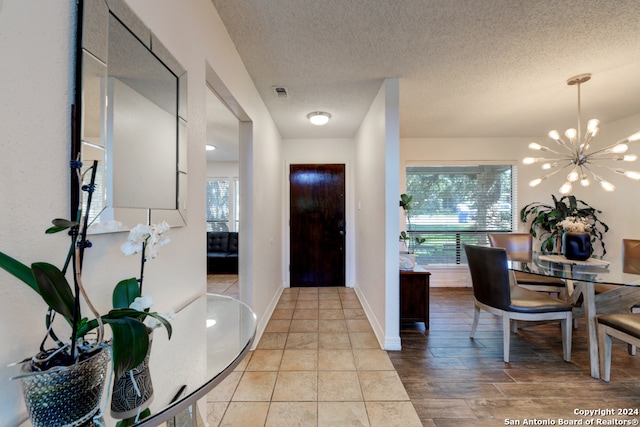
[503,314,511,363]
[561,313,572,362]
[470,305,480,339]
[597,325,612,382]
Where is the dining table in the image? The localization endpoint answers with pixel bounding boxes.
[509,252,640,379]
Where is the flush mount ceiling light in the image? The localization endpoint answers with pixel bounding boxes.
[307,111,331,126]
[524,73,640,193]
[206,144,216,151]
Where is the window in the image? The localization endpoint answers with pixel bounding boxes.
[206,179,230,231]
[405,163,516,265]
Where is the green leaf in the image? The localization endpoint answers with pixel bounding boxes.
[145,312,173,339]
[31,262,76,322]
[112,278,141,309]
[104,317,149,378]
[46,218,78,234]
[0,251,39,294]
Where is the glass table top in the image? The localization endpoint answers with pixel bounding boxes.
[509,252,640,286]
[19,293,256,427]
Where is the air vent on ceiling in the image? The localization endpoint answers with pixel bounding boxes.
[272,86,289,99]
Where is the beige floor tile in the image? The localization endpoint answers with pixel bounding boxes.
[349,332,380,349]
[277,300,297,309]
[318,370,363,401]
[318,332,351,349]
[233,353,251,371]
[296,299,319,309]
[319,309,345,319]
[285,332,319,349]
[318,401,370,427]
[318,349,356,370]
[319,299,343,309]
[246,349,283,371]
[365,401,423,427]
[293,309,319,320]
[271,308,294,319]
[265,402,318,427]
[206,401,228,427]
[289,319,319,332]
[358,371,410,401]
[343,308,366,319]
[232,371,278,401]
[272,371,318,401]
[265,319,291,333]
[319,289,341,299]
[353,349,395,371]
[319,319,348,333]
[280,349,318,370]
[257,332,288,350]
[298,292,319,300]
[279,292,299,300]
[346,319,374,333]
[219,402,269,426]
[207,371,242,402]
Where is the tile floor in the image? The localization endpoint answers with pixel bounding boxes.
[206,276,640,426]
[205,277,422,427]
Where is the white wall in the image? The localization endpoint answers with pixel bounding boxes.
[0,0,284,423]
[354,79,401,350]
[207,161,239,179]
[282,138,356,286]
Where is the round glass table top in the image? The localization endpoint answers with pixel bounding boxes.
[18,293,256,427]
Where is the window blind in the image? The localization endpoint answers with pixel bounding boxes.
[206,179,229,232]
[405,164,516,265]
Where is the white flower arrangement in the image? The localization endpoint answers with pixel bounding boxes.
[558,216,592,233]
[121,221,171,260]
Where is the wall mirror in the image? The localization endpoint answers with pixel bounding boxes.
[74,0,188,233]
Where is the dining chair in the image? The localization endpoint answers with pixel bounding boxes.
[464,244,573,363]
[583,238,640,354]
[488,233,566,297]
[596,313,640,381]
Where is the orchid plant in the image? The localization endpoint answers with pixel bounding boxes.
[0,161,172,379]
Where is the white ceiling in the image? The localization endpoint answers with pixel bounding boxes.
[210,0,640,141]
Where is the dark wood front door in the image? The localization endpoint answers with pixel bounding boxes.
[290,164,345,287]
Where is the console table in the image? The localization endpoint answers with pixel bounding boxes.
[17,293,256,427]
[400,266,431,327]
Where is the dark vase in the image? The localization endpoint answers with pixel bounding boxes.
[562,232,591,261]
[111,330,154,419]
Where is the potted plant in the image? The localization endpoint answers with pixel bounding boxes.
[399,193,426,270]
[520,194,609,255]
[0,161,172,426]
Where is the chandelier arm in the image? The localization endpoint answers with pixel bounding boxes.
[551,137,575,154]
[586,138,632,157]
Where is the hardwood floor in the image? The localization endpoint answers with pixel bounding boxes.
[391,287,640,426]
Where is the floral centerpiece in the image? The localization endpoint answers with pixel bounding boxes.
[520,194,608,255]
[558,216,592,233]
[0,161,172,426]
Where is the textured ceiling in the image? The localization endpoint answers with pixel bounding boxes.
[211,0,640,140]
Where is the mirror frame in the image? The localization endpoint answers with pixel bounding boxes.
[73,0,188,232]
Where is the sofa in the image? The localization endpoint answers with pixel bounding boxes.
[207,231,239,274]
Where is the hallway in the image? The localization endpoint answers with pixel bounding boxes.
[205,283,421,426]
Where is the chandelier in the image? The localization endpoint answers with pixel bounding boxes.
[524,73,640,193]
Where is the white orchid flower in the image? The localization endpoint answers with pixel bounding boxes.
[129,295,154,312]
